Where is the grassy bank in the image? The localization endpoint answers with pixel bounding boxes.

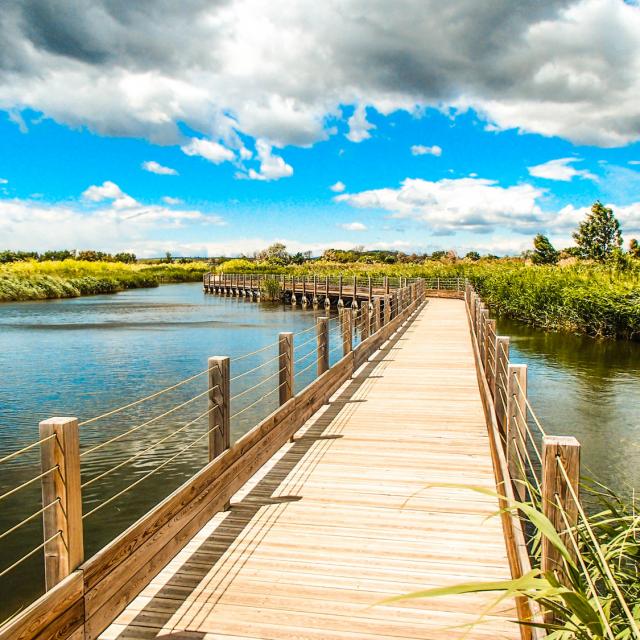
[216,258,640,339]
[0,260,209,302]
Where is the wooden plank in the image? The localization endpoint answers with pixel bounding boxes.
[0,571,83,640]
[97,298,521,640]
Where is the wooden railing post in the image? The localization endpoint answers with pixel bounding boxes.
[208,356,230,462]
[485,318,496,386]
[542,436,580,583]
[384,276,389,294]
[39,417,83,591]
[341,308,352,355]
[494,336,510,435]
[384,295,391,326]
[361,300,370,340]
[368,276,372,302]
[374,296,381,333]
[316,317,329,375]
[279,332,294,406]
[506,364,527,501]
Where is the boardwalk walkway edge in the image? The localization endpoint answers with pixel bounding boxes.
[0,285,429,640]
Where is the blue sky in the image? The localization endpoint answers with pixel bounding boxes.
[1,0,639,257]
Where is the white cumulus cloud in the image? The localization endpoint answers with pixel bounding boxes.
[82,181,139,209]
[330,181,346,192]
[162,196,183,205]
[181,138,235,165]
[411,145,442,156]
[142,160,178,175]
[338,221,367,231]
[345,105,375,143]
[528,157,596,181]
[0,178,8,184]
[0,0,640,149]
[247,140,293,181]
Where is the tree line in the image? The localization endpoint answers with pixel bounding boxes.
[0,249,138,264]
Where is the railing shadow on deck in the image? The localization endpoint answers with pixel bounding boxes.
[110,317,415,640]
[0,280,429,640]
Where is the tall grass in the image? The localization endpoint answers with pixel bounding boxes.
[0,260,209,302]
[385,483,640,639]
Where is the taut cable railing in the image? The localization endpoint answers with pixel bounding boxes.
[0,278,429,640]
[465,284,640,639]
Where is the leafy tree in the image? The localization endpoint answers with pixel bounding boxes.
[290,252,306,265]
[163,251,173,264]
[256,242,290,265]
[531,234,559,265]
[0,250,39,263]
[430,250,446,260]
[465,251,480,261]
[630,238,640,258]
[114,252,137,263]
[77,250,111,261]
[572,201,623,262]
[40,249,76,261]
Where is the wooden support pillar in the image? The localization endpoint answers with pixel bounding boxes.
[338,275,343,307]
[368,276,372,301]
[485,318,496,387]
[353,275,357,303]
[39,417,83,591]
[479,307,488,365]
[541,436,580,584]
[278,332,295,442]
[384,294,391,325]
[361,301,370,340]
[316,317,329,375]
[208,356,230,462]
[279,332,294,406]
[384,276,389,294]
[374,296,381,333]
[313,275,318,304]
[494,336,510,436]
[506,364,527,501]
[341,308,352,355]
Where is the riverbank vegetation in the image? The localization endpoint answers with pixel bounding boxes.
[0,259,209,302]
[2,202,639,338]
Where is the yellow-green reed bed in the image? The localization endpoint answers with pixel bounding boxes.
[216,258,640,339]
[0,260,209,302]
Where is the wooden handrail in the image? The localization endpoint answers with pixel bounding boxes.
[0,281,426,640]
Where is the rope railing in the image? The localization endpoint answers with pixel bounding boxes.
[556,457,640,636]
[0,277,426,632]
[0,530,62,580]
[0,466,59,504]
[79,386,215,458]
[0,499,59,544]
[83,421,222,521]
[0,434,56,467]
[80,404,218,489]
[466,282,639,637]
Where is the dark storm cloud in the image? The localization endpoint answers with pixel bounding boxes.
[0,0,638,147]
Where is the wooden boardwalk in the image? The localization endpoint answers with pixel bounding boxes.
[100,299,519,640]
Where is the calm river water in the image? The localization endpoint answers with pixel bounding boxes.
[0,285,638,619]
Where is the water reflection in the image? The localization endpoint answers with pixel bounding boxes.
[497,318,640,496]
[0,284,340,619]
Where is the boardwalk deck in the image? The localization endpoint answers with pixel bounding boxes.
[100,298,520,640]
